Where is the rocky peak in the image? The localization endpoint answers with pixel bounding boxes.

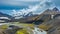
[52,7,59,11]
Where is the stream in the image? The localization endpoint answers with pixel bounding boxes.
[32,27,47,34]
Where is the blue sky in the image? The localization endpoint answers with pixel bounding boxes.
[0,0,60,15]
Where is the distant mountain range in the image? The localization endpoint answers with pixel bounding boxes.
[0,12,14,22]
[14,11,34,19]
[18,7,60,24]
[13,7,60,25]
[0,7,60,23]
[0,12,13,18]
[14,7,60,19]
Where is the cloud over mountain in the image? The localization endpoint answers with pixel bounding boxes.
[0,0,60,16]
[10,0,55,17]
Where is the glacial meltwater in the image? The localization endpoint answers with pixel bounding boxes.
[32,27,47,34]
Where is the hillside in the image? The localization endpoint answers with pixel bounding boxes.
[39,18,60,34]
[38,7,60,34]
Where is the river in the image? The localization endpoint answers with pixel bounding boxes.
[32,26,47,34]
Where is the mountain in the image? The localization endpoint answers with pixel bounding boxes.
[0,12,13,22]
[13,7,60,19]
[14,12,34,19]
[38,7,60,34]
[0,12,13,19]
[42,7,60,15]
[18,7,60,24]
[10,7,59,24]
[52,7,59,11]
[24,12,33,17]
[18,10,52,24]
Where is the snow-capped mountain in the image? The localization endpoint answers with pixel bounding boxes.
[42,7,60,15]
[9,0,57,19]
[11,7,60,19]
[24,12,33,17]
[14,12,34,19]
[11,10,34,19]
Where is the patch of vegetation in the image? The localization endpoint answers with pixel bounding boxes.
[16,29,29,34]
